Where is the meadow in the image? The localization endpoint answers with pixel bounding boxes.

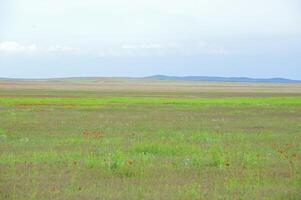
[0,78,300,199]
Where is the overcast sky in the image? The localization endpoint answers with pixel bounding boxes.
[1,0,300,79]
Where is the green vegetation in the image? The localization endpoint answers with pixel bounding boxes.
[0,96,301,106]
[0,86,300,199]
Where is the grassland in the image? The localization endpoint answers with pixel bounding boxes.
[0,78,301,200]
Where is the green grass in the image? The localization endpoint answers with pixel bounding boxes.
[0,92,301,199]
[0,96,301,106]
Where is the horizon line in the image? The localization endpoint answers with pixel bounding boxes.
[0,75,301,83]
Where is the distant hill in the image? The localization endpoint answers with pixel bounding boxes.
[1,76,301,83]
[147,75,301,83]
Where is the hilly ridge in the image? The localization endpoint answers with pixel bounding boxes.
[147,75,301,83]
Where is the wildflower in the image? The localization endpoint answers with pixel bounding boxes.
[127,159,134,165]
[225,161,230,167]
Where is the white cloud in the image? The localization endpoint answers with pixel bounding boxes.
[98,42,228,57]
[0,41,38,54]
[48,45,80,53]
[196,42,229,55]
[121,44,163,49]
[0,41,226,57]
[0,41,80,55]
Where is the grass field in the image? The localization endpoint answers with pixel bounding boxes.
[0,78,301,199]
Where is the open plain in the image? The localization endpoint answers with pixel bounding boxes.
[0,78,301,200]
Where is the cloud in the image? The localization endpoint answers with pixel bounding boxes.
[121,44,163,49]
[0,41,38,54]
[0,41,80,55]
[98,42,228,57]
[0,41,226,57]
[196,42,229,55]
[48,45,80,53]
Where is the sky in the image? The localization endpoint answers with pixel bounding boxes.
[0,0,301,79]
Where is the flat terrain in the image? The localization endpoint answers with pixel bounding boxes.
[0,78,301,200]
